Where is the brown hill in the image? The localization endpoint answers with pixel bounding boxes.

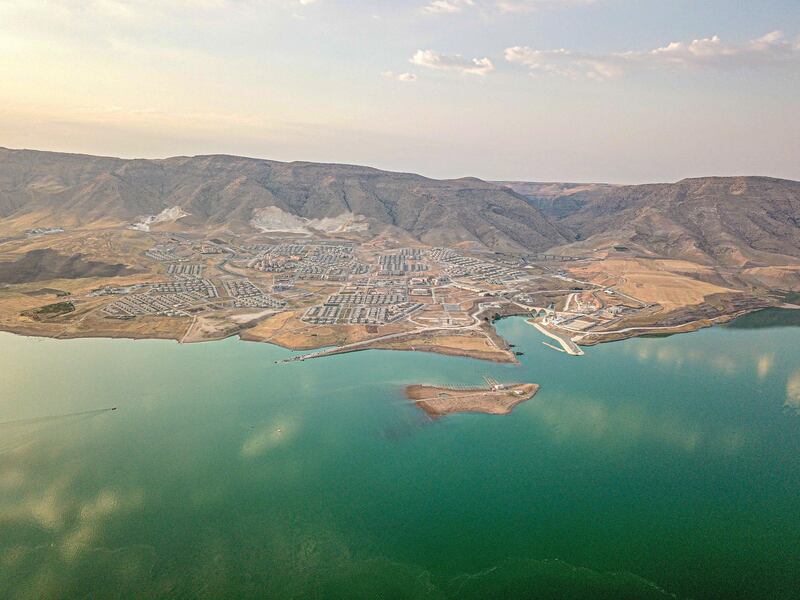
[3,148,797,263]
[0,148,570,253]
[501,177,800,266]
[0,249,138,284]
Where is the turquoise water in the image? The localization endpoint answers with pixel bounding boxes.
[1,316,799,599]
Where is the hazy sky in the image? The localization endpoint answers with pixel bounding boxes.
[1,0,798,182]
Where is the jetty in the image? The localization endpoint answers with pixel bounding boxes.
[529,321,585,356]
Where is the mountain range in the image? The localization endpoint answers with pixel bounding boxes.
[1,147,798,266]
[502,177,800,266]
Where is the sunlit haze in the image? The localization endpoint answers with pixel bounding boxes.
[1,0,798,182]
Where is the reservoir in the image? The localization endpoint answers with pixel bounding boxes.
[1,315,799,599]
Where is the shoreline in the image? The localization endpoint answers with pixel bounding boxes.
[0,321,518,363]
[528,321,585,356]
[574,306,766,346]
[406,382,540,417]
[0,304,784,362]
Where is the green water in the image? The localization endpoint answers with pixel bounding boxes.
[1,315,799,599]
[725,307,800,329]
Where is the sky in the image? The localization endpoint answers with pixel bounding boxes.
[0,0,798,183]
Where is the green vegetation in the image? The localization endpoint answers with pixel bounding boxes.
[23,301,75,321]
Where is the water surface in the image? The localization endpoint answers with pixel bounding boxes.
[1,315,799,599]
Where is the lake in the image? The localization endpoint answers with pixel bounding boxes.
[1,315,799,599]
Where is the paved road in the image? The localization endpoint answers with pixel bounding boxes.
[280,300,508,363]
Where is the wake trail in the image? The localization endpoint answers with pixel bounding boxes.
[0,407,117,455]
[0,407,117,428]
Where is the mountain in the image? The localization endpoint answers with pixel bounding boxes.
[501,177,800,266]
[493,182,621,220]
[0,148,570,253]
[2,148,798,263]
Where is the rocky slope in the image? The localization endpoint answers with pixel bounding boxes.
[0,148,570,252]
[502,177,800,266]
[2,148,797,263]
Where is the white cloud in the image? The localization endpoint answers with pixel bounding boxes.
[496,0,596,12]
[646,31,799,68]
[504,46,624,80]
[421,0,595,14]
[423,0,474,13]
[382,70,418,82]
[410,49,494,76]
[0,0,316,21]
[505,31,800,80]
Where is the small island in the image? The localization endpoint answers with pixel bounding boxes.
[406,380,540,418]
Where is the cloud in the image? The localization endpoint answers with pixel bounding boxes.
[496,0,596,12]
[410,49,494,76]
[505,30,800,80]
[505,46,623,80]
[423,0,474,13]
[422,0,595,14]
[382,71,418,82]
[0,0,316,23]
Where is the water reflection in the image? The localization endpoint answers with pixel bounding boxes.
[0,432,148,598]
[240,418,300,458]
[524,395,751,455]
[629,342,738,375]
[627,336,796,416]
[62,488,145,561]
[1,543,157,600]
[1,321,799,600]
[0,441,144,553]
[756,354,775,379]
[786,370,800,414]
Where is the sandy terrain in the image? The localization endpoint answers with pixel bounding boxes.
[0,224,790,362]
[570,258,734,310]
[241,310,410,350]
[370,332,515,363]
[406,382,539,417]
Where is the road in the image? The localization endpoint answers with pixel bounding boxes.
[279,300,509,363]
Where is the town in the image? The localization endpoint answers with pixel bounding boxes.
[51,229,683,360]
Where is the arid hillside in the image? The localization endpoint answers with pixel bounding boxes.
[2,148,798,264]
[0,148,570,253]
[503,177,800,266]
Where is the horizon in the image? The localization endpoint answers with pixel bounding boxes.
[1,0,798,183]
[3,4,800,599]
[3,144,798,187]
